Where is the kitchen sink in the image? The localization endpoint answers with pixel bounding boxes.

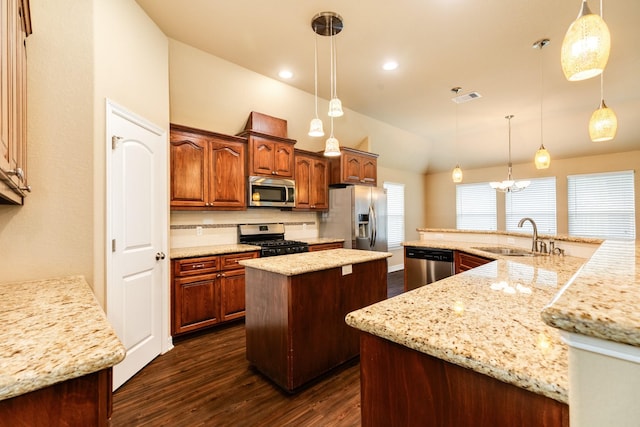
[471,246,537,257]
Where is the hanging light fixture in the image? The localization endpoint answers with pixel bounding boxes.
[560,0,611,82]
[490,115,530,193]
[533,38,551,169]
[589,73,617,141]
[323,116,341,157]
[308,33,324,137]
[451,87,463,183]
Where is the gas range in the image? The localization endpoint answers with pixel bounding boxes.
[238,223,309,257]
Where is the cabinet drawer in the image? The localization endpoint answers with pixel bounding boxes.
[174,256,219,276]
[220,251,259,270]
[455,251,492,273]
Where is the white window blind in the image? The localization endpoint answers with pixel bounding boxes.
[506,177,557,234]
[456,183,497,231]
[383,182,405,249]
[568,170,636,240]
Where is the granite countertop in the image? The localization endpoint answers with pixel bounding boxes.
[300,237,345,246]
[346,238,588,404]
[170,243,261,259]
[541,240,640,347]
[416,228,604,245]
[0,275,126,401]
[240,248,392,276]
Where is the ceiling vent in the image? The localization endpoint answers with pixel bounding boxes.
[451,91,482,104]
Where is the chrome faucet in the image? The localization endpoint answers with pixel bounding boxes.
[517,217,538,252]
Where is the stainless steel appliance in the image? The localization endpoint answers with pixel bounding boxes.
[248,176,295,208]
[238,223,309,257]
[405,247,455,290]
[319,185,387,252]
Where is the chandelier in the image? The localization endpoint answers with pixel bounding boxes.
[490,115,530,193]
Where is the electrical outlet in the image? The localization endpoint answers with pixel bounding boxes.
[196,226,203,236]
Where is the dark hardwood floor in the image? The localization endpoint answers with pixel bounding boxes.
[111,270,404,426]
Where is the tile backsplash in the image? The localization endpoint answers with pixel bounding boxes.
[170,209,320,248]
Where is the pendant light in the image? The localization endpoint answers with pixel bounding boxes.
[561,0,611,82]
[490,115,530,193]
[533,38,551,169]
[308,33,324,137]
[323,116,341,157]
[451,87,463,183]
[589,73,617,142]
[327,17,343,118]
[588,1,617,142]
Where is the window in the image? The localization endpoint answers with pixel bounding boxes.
[456,183,497,231]
[506,177,557,234]
[384,182,405,250]
[568,170,636,240]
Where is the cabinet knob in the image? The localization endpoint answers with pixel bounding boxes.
[7,167,25,182]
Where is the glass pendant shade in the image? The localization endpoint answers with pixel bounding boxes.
[308,118,324,137]
[328,98,344,117]
[491,115,530,193]
[323,136,341,157]
[589,100,618,142]
[561,0,611,82]
[534,144,551,169]
[452,165,463,183]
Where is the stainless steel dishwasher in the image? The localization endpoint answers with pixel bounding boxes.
[405,247,455,291]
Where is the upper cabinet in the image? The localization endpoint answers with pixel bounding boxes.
[294,150,328,211]
[237,111,296,178]
[243,132,296,178]
[326,147,378,186]
[0,0,31,204]
[170,124,247,210]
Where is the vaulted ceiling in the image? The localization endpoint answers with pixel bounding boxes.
[136,0,640,173]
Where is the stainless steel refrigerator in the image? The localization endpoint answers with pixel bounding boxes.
[319,185,387,252]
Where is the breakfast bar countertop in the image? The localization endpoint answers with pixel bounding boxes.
[170,243,261,259]
[347,237,589,404]
[0,275,126,401]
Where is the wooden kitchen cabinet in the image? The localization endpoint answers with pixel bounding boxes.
[240,131,296,178]
[326,147,378,186]
[294,150,328,210]
[307,242,343,252]
[171,251,258,336]
[0,0,31,204]
[170,124,247,210]
[455,251,492,274]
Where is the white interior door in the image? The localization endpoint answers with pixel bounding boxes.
[106,100,168,390]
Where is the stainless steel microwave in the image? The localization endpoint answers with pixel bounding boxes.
[248,176,295,207]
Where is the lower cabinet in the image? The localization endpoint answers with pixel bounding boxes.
[307,242,344,252]
[455,251,492,274]
[171,251,258,336]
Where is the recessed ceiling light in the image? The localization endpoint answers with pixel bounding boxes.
[382,61,398,71]
[278,70,293,79]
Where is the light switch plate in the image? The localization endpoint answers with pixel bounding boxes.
[342,265,353,275]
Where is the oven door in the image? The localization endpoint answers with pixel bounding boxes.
[248,176,295,207]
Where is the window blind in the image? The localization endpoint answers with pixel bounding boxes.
[383,182,405,249]
[568,170,636,240]
[456,183,497,231]
[506,177,557,234]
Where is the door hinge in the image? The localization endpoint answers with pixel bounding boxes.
[112,239,116,252]
[112,135,123,150]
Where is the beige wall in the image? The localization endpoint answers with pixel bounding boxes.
[0,0,169,308]
[424,151,640,235]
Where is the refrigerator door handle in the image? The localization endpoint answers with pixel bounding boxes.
[370,205,377,248]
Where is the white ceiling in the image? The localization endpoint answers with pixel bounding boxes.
[135,0,640,174]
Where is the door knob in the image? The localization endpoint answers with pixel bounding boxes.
[155,252,166,260]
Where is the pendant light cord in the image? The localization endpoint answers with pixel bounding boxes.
[329,20,335,99]
[314,34,319,117]
[539,41,544,147]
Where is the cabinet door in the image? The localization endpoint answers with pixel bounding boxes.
[273,142,294,177]
[173,274,220,335]
[250,136,276,176]
[294,155,312,209]
[209,138,245,208]
[361,157,377,185]
[310,158,329,209]
[220,268,246,321]
[170,133,208,208]
[342,152,363,184]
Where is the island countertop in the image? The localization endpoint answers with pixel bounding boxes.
[240,248,392,276]
[170,243,261,259]
[346,238,588,404]
[0,275,126,401]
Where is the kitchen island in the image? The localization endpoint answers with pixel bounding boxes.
[240,248,391,392]
[346,234,590,427]
[0,276,125,426]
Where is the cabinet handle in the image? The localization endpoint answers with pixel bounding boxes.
[7,167,25,182]
[192,263,205,269]
[271,171,277,175]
